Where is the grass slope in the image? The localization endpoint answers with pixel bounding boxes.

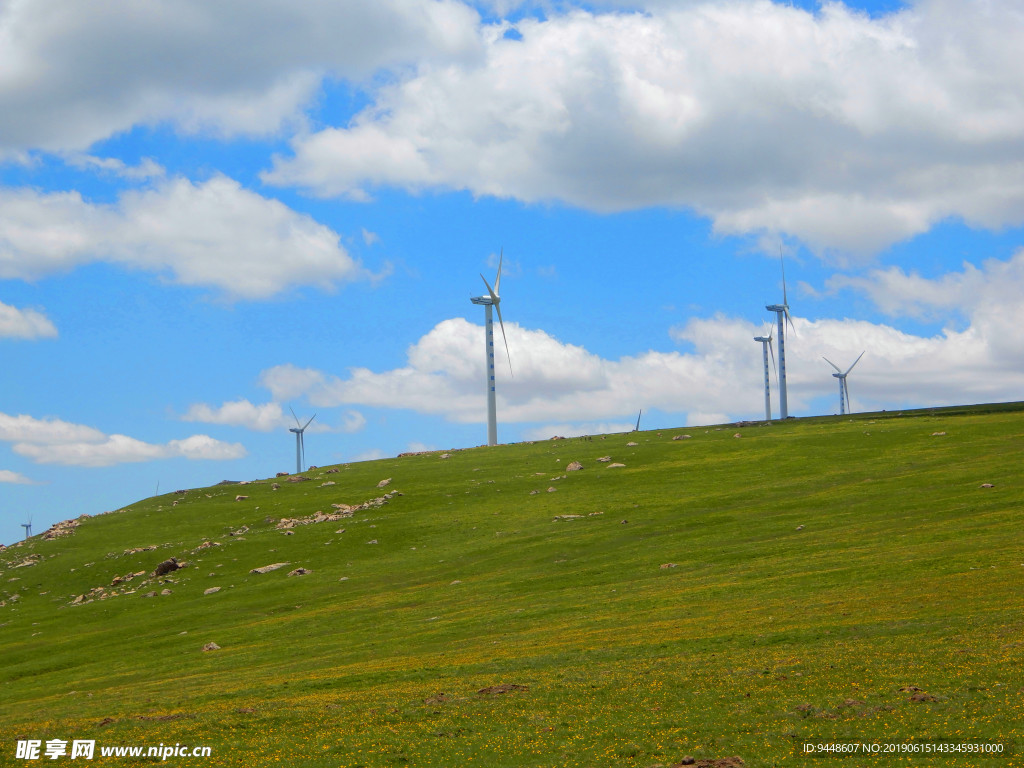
[2,405,1023,767]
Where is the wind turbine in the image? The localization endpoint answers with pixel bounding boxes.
[470,249,512,447]
[21,514,32,540]
[634,409,642,432]
[766,254,794,419]
[823,351,865,415]
[288,408,316,474]
[753,323,777,421]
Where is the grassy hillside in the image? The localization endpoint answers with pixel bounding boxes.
[2,405,1023,767]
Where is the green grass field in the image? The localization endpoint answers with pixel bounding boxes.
[2,404,1023,767]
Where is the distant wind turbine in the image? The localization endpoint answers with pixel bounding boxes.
[766,253,794,419]
[289,408,316,473]
[21,514,32,540]
[753,323,777,421]
[823,351,865,415]
[470,249,512,447]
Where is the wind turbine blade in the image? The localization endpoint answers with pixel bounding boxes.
[480,274,498,303]
[636,409,642,431]
[769,339,778,382]
[494,247,503,296]
[822,356,841,373]
[494,300,513,376]
[303,413,316,430]
[289,406,301,427]
[845,350,865,375]
[780,249,788,307]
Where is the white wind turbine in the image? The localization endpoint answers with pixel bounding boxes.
[753,323,777,421]
[823,351,865,415]
[766,254,794,419]
[288,407,316,474]
[470,249,512,447]
[21,514,32,540]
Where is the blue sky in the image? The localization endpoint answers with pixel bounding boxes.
[3,0,1024,544]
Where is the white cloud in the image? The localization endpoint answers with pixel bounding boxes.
[183,400,287,432]
[0,411,246,467]
[254,245,1024,425]
[183,397,366,435]
[521,422,634,440]
[266,0,1024,257]
[0,176,368,299]
[63,155,165,180]
[0,301,57,339]
[350,448,388,462]
[0,0,482,154]
[0,469,39,485]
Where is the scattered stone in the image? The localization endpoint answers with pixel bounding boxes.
[626,441,638,447]
[234,495,249,502]
[276,472,289,477]
[250,563,289,575]
[733,433,742,438]
[377,478,392,488]
[287,475,308,483]
[282,530,294,536]
[287,568,312,577]
[194,541,220,551]
[547,487,557,493]
[424,693,450,705]
[566,461,583,471]
[607,463,626,468]
[440,453,450,459]
[367,539,378,545]
[672,434,692,440]
[271,483,280,490]
[477,684,528,695]
[795,525,804,531]
[229,526,249,536]
[124,545,158,556]
[529,490,540,495]
[450,580,462,586]
[42,517,83,540]
[898,685,922,692]
[153,558,180,577]
[335,528,346,534]
[980,483,995,488]
[202,642,221,652]
[160,588,172,596]
[321,481,336,487]
[910,692,939,703]
[236,707,256,714]
[932,431,947,436]
[339,576,349,581]
[325,468,339,474]
[204,587,221,595]
[553,515,584,521]
[144,591,156,598]
[620,520,628,524]
[71,594,86,605]
[596,456,612,462]
[660,563,677,569]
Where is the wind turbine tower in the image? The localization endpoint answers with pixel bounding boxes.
[823,351,865,415]
[753,325,776,421]
[21,515,32,540]
[470,250,512,447]
[766,256,794,419]
[288,408,316,474]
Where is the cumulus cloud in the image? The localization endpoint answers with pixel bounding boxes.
[0,176,368,299]
[0,469,39,485]
[266,0,1024,257]
[0,412,246,467]
[0,301,57,339]
[0,0,482,154]
[254,247,1024,427]
[183,398,366,434]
